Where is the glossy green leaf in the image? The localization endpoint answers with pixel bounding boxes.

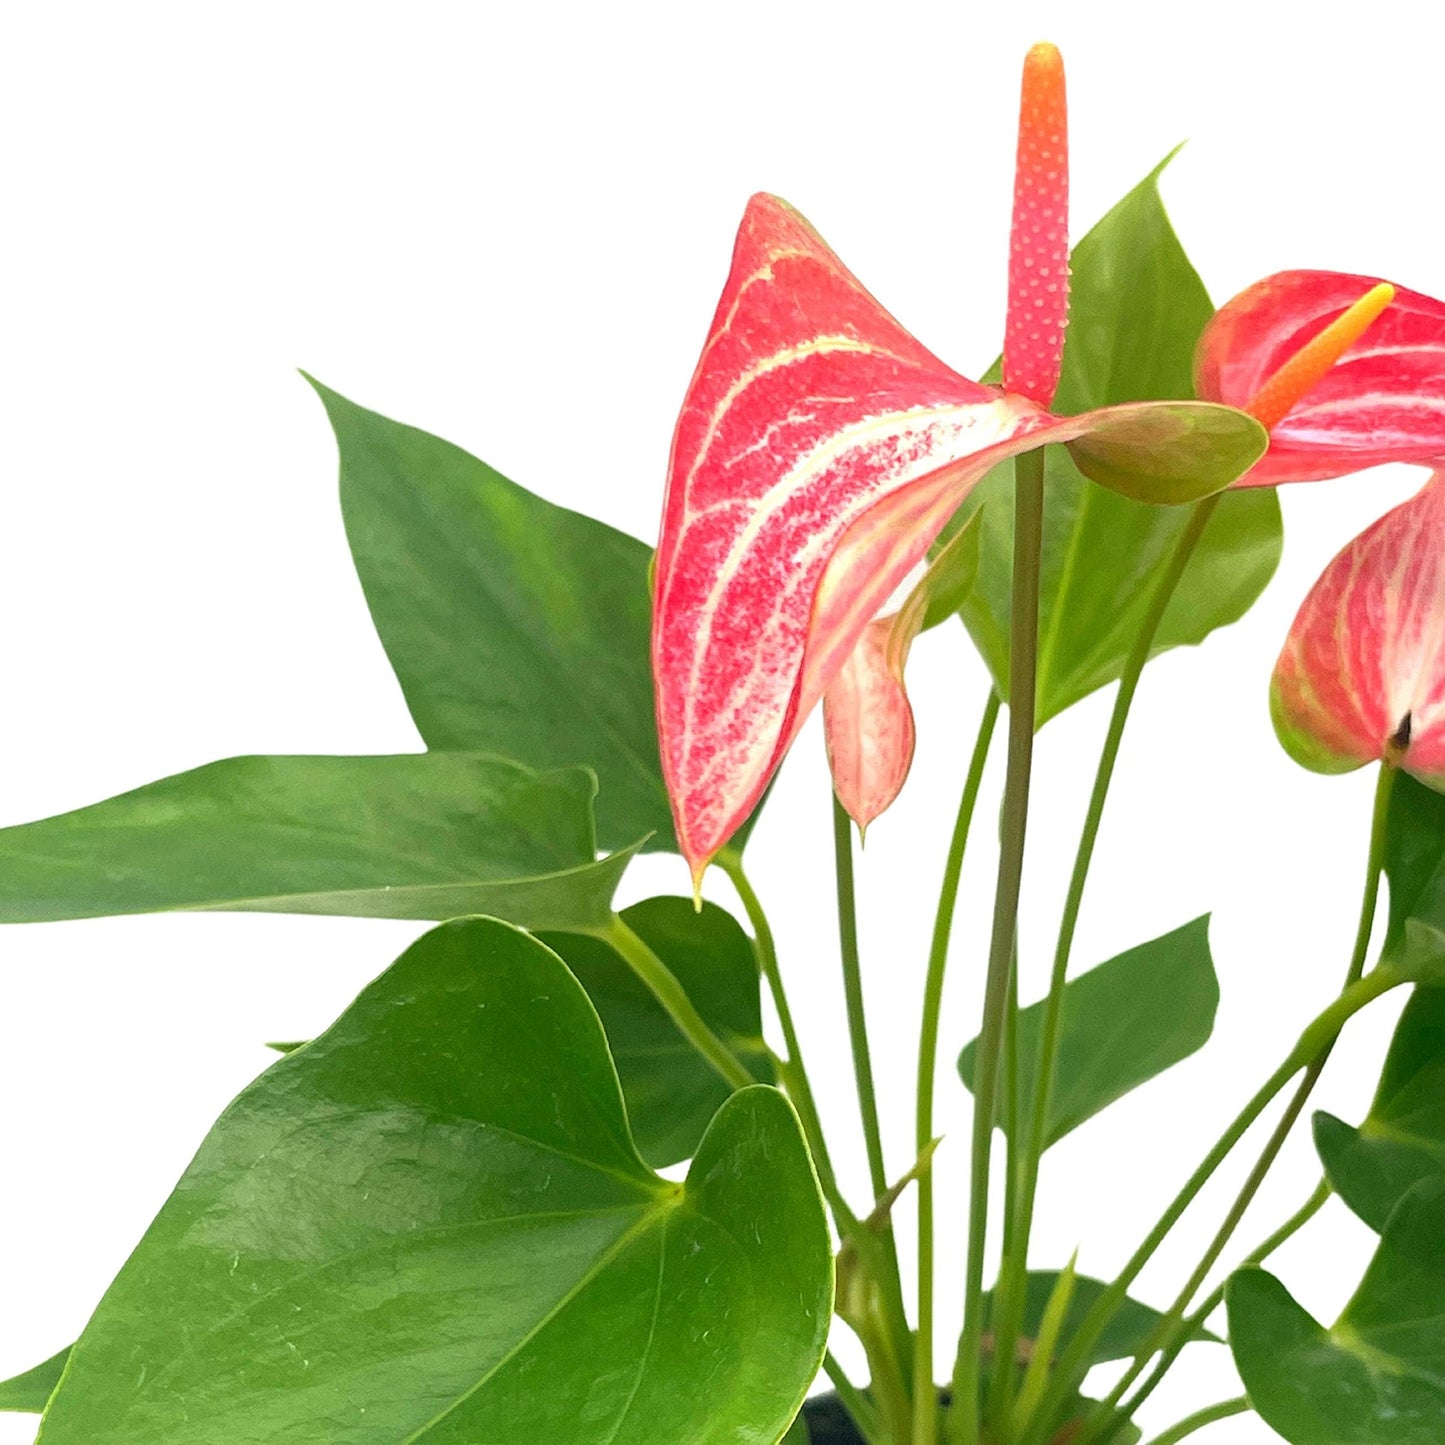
[0,1347,69,1413]
[541,896,772,1168]
[0,753,636,932]
[1315,986,1445,1231]
[39,918,831,1444]
[1381,773,1445,983]
[307,378,679,855]
[959,917,1217,1146]
[982,1272,1217,1367]
[1227,1180,1445,1443]
[782,1410,811,1443]
[950,155,1283,725]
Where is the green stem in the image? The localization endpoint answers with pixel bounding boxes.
[720,854,856,1226]
[1117,1178,1331,1425]
[721,853,911,1436]
[1139,1398,1249,1445]
[833,797,914,1436]
[835,796,890,1205]
[988,948,1024,1428]
[1084,765,1396,1440]
[948,447,1048,1445]
[989,495,1220,1409]
[1018,962,1405,1445]
[824,1352,883,1442]
[603,915,754,1089]
[913,693,1001,1445]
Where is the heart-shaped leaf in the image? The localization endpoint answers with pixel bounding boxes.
[0,753,636,932]
[959,916,1217,1146]
[949,156,1283,725]
[1315,986,1445,1231]
[0,1348,69,1413]
[540,896,772,1168]
[38,917,831,1444]
[1380,772,1445,984]
[1227,1180,1445,1443]
[308,378,678,856]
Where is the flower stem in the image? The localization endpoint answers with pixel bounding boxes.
[913,692,1001,1445]
[1017,962,1405,1445]
[719,854,855,1222]
[721,853,909,1440]
[834,796,914,1436]
[602,914,755,1089]
[1139,1398,1249,1445]
[1117,1178,1331,1425]
[835,796,890,1204]
[948,446,1048,1445]
[1086,765,1396,1439]
[988,494,1221,1415]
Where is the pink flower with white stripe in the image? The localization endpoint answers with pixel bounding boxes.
[1273,471,1445,784]
[651,44,1267,878]
[1197,270,1445,485]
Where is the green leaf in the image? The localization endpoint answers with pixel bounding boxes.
[1381,773,1445,983]
[0,753,637,932]
[959,917,1218,1146]
[1315,986,1445,1231]
[1227,1180,1445,1443]
[982,1272,1218,1368]
[0,1347,70,1413]
[951,154,1283,725]
[540,896,772,1168]
[307,377,679,855]
[781,1410,811,1443]
[39,918,831,1444]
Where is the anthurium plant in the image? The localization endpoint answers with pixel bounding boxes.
[5,37,1445,1445]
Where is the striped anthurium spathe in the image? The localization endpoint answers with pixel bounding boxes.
[652,46,1267,881]
[1273,469,1445,784]
[1196,270,1445,486]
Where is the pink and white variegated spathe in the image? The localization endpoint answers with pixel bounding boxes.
[1273,470,1445,787]
[1197,270,1445,486]
[651,46,1266,881]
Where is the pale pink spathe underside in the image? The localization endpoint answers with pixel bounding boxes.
[1273,468,1445,786]
[1196,269,1445,486]
[824,616,914,835]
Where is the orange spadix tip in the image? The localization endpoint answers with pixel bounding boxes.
[1024,41,1064,75]
[1247,282,1397,431]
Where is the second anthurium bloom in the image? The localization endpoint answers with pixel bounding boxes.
[651,43,1268,880]
[1273,470,1445,786]
[1196,268,1445,484]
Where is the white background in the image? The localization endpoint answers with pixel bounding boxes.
[1,3,1441,1441]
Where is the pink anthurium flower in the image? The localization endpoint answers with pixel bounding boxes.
[1196,270,1445,485]
[1273,468,1445,785]
[651,44,1267,882]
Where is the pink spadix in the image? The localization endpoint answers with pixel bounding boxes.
[1004,42,1070,409]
